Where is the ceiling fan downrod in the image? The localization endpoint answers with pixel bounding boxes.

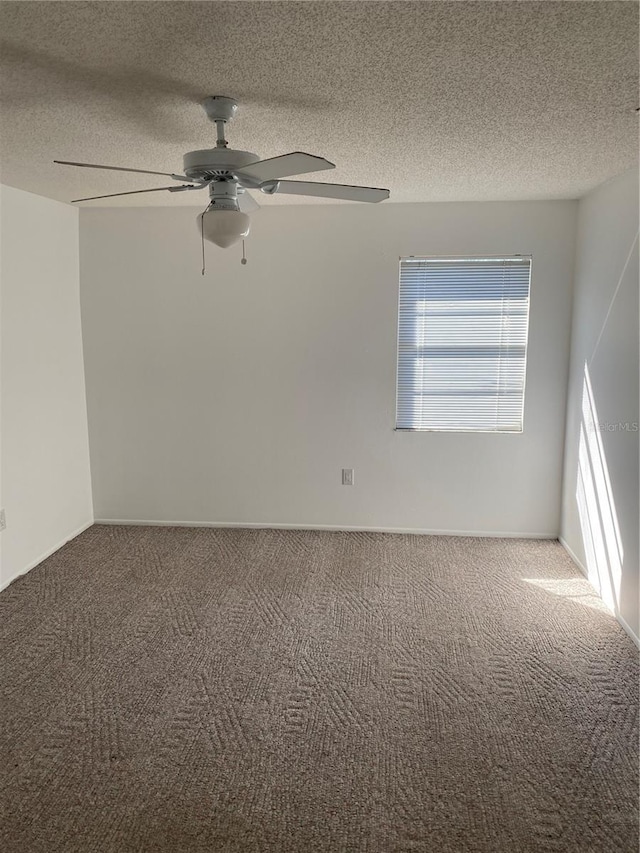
[202,96,238,149]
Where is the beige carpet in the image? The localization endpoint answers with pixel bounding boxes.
[0,525,637,852]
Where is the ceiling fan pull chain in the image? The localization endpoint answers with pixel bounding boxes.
[241,240,247,265]
[201,212,206,275]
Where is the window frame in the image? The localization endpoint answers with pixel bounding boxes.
[394,254,533,434]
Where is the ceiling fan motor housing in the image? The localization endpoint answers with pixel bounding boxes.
[183,148,259,182]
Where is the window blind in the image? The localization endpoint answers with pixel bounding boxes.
[396,257,531,432]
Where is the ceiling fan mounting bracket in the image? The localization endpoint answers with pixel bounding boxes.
[202,96,239,124]
[260,181,280,195]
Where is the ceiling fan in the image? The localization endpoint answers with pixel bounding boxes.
[54,96,391,249]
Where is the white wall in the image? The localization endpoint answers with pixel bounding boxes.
[0,185,93,588]
[561,167,639,642]
[80,200,576,537]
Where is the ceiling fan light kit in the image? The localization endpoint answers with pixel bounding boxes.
[55,95,390,254]
[200,209,251,249]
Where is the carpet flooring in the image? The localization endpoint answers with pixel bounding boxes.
[0,525,638,852]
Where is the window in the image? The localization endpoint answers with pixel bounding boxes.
[396,256,531,432]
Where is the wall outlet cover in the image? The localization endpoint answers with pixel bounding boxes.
[342,468,354,486]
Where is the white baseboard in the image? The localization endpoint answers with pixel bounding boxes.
[0,519,94,593]
[560,536,639,649]
[559,536,589,578]
[616,612,640,650]
[95,517,557,539]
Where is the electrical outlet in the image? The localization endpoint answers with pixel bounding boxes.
[342,468,354,486]
[0,509,5,531]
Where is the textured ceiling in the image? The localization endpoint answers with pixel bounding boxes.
[0,1,637,207]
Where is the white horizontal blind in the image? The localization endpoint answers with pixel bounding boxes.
[396,257,531,432]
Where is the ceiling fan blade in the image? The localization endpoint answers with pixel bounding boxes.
[55,160,190,181]
[261,180,390,203]
[70,184,198,203]
[237,190,260,213]
[235,152,335,185]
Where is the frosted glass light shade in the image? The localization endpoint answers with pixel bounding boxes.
[198,209,250,248]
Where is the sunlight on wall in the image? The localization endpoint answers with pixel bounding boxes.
[523,577,611,614]
[575,363,623,612]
